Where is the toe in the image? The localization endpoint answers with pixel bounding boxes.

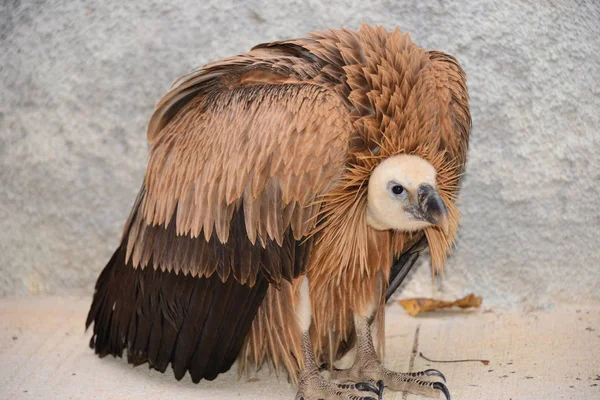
[335,381,381,400]
[376,380,384,399]
[423,369,447,382]
[346,395,377,400]
[432,382,451,400]
[353,382,380,394]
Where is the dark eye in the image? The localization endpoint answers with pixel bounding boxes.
[391,185,404,195]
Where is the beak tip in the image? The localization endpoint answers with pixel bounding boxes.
[417,184,450,235]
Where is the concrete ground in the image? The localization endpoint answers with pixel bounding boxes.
[0,296,598,400]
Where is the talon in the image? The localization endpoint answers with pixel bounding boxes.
[376,380,384,399]
[354,382,380,394]
[432,381,451,400]
[424,368,447,382]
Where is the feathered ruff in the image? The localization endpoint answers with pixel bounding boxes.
[307,25,469,273]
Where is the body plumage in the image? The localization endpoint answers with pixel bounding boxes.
[87,24,470,399]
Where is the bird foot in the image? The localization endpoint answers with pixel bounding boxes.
[330,362,450,400]
[295,369,383,400]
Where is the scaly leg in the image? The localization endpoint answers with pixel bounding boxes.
[295,330,383,400]
[294,278,383,400]
[330,316,450,400]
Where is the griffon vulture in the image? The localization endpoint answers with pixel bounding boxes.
[86,24,471,400]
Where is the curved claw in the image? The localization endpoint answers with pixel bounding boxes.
[354,381,380,395]
[423,368,447,382]
[376,380,384,400]
[432,381,451,400]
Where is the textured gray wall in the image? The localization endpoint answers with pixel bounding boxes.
[1,0,599,307]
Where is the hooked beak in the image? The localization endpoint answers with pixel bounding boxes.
[417,184,449,234]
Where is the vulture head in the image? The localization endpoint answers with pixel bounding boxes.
[366,155,449,234]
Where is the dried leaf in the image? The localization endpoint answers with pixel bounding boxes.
[398,293,482,317]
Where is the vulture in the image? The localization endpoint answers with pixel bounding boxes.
[86,24,471,400]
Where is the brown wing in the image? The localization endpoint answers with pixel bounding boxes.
[86,48,353,383]
[126,56,352,285]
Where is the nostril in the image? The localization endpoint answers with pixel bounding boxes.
[417,184,434,206]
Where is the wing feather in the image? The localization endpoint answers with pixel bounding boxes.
[125,57,352,284]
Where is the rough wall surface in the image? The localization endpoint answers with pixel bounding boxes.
[1,0,599,307]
